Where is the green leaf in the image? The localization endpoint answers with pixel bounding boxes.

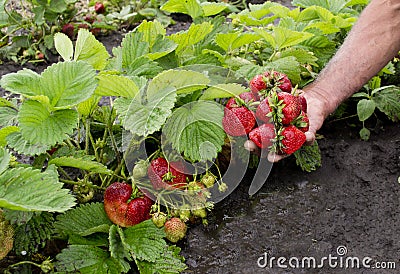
[163,100,225,162]
[253,26,314,50]
[0,147,10,174]
[125,56,163,77]
[357,99,375,122]
[147,69,210,96]
[0,167,76,212]
[77,96,101,117]
[169,22,213,55]
[55,245,128,274]
[123,220,166,262]
[18,100,78,146]
[115,87,177,137]
[146,35,177,61]
[215,32,260,51]
[201,2,228,17]
[49,156,111,174]
[0,69,41,97]
[136,245,187,274]
[121,32,149,69]
[372,86,400,121]
[54,203,112,237]
[200,83,248,100]
[136,20,166,48]
[0,126,19,147]
[161,0,203,19]
[74,28,110,70]
[108,225,132,272]
[0,107,18,127]
[95,74,139,98]
[6,131,50,156]
[54,32,73,61]
[0,0,9,28]
[264,56,301,84]
[13,212,54,255]
[293,0,349,14]
[359,127,370,141]
[293,141,321,172]
[40,61,97,108]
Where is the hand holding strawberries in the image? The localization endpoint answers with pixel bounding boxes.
[222,70,312,162]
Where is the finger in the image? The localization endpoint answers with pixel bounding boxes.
[305,131,316,145]
[244,140,261,157]
[267,151,288,163]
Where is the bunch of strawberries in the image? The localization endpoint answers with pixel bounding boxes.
[222,70,309,156]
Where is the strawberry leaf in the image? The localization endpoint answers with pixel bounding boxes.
[163,100,225,162]
[293,141,321,172]
[0,147,10,174]
[357,99,376,122]
[161,0,203,19]
[147,69,210,96]
[18,100,78,146]
[95,74,139,98]
[40,61,97,108]
[200,83,248,100]
[215,32,260,51]
[54,203,112,237]
[0,107,17,127]
[201,2,228,17]
[136,245,187,274]
[6,131,50,156]
[372,86,400,122]
[114,86,177,137]
[123,220,166,262]
[55,245,128,274]
[74,28,110,70]
[54,32,73,61]
[0,166,76,212]
[48,156,111,174]
[0,126,19,147]
[0,68,41,97]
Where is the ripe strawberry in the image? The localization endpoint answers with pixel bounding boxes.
[84,14,96,24]
[298,94,307,112]
[104,182,154,227]
[147,157,189,190]
[249,71,292,96]
[280,125,306,155]
[296,111,309,132]
[226,92,259,109]
[249,123,276,149]
[249,74,267,94]
[222,106,256,136]
[94,2,106,14]
[61,23,74,39]
[255,97,272,123]
[164,217,187,243]
[277,92,301,125]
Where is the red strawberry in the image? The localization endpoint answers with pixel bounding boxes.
[226,92,259,109]
[277,92,301,125]
[94,2,106,14]
[298,94,307,113]
[249,74,267,94]
[222,106,256,136]
[272,71,292,93]
[147,158,189,190]
[61,23,75,39]
[84,14,96,24]
[296,111,309,132]
[104,182,154,227]
[249,71,292,96]
[164,217,187,243]
[249,123,276,149]
[255,98,272,123]
[280,125,306,155]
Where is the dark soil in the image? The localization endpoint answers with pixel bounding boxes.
[1,4,399,273]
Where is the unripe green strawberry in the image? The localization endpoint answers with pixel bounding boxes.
[132,160,148,180]
[151,212,167,228]
[179,205,192,222]
[192,207,207,218]
[164,217,187,243]
[201,173,216,188]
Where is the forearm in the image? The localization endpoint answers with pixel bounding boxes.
[305,0,400,116]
